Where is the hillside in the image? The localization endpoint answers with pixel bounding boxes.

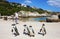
[0,1,50,16]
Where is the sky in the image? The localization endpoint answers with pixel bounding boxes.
[6,0,60,12]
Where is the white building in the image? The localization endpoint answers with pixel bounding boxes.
[21,4,27,7]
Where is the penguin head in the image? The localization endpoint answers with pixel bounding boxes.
[24,24,27,27]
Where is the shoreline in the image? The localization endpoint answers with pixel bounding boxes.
[1,16,60,22]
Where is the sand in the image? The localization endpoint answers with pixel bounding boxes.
[0,19,60,39]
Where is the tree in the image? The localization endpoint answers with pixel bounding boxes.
[0,0,6,2]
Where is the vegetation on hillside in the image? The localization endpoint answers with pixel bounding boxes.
[0,0,57,16]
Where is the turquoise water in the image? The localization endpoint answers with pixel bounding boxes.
[20,17,47,21]
[32,17,47,21]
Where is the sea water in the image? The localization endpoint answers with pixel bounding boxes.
[33,17,46,21]
[20,17,47,22]
[28,17,47,22]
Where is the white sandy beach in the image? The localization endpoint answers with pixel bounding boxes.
[0,19,60,39]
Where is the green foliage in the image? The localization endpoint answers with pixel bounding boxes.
[0,0,51,16]
[2,0,6,1]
